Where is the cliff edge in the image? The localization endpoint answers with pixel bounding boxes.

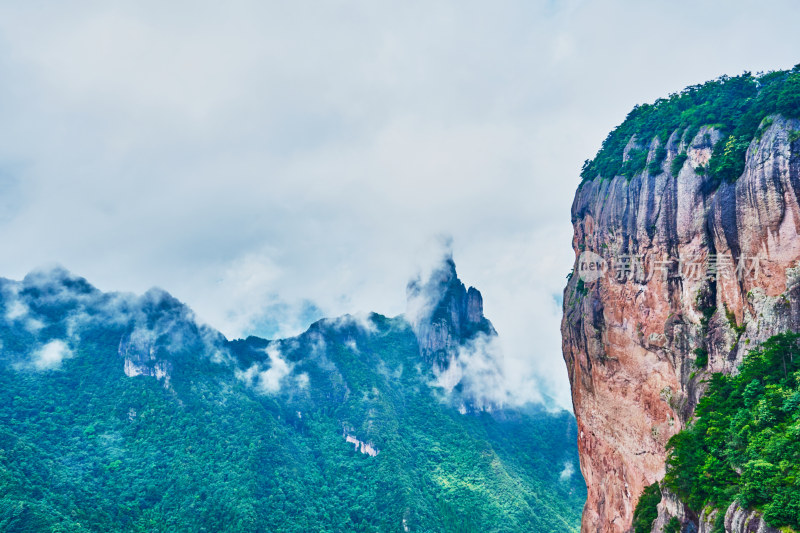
[562,69,800,532]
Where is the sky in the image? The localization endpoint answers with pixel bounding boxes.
[0,0,798,409]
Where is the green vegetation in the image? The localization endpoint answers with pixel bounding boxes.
[664,517,681,533]
[693,347,708,369]
[696,285,717,367]
[670,152,688,177]
[621,148,649,179]
[707,133,750,184]
[724,304,746,337]
[0,275,586,532]
[647,144,668,175]
[580,65,800,186]
[632,482,661,533]
[777,72,800,118]
[576,278,588,296]
[664,333,800,530]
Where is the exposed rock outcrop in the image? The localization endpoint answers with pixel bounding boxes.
[116,288,223,387]
[406,257,508,411]
[562,116,800,532]
[121,348,172,385]
[407,257,495,369]
[0,266,226,387]
[651,488,696,533]
[695,502,779,533]
[344,433,379,457]
[723,502,780,533]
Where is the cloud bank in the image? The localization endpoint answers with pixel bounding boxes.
[0,1,798,407]
[236,345,301,395]
[32,340,73,371]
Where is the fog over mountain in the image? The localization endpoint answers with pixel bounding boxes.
[0,263,586,531]
[0,1,798,408]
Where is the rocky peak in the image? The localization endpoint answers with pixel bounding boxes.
[406,256,495,368]
[1,266,226,384]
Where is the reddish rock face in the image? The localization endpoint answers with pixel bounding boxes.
[562,117,800,532]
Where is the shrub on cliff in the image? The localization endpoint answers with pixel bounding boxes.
[632,482,661,533]
[580,66,800,184]
[663,332,800,529]
[663,517,681,533]
[707,134,750,184]
[777,71,800,118]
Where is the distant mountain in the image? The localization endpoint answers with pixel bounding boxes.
[407,256,495,368]
[0,262,584,532]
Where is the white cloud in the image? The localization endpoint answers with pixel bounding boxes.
[235,364,259,386]
[32,340,73,370]
[433,332,545,410]
[5,299,28,321]
[345,339,359,353]
[295,372,310,390]
[0,1,797,406]
[323,313,378,335]
[235,345,294,394]
[257,346,292,393]
[25,318,45,333]
[559,460,575,482]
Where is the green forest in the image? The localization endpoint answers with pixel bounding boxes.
[580,65,800,186]
[660,333,800,531]
[0,272,585,532]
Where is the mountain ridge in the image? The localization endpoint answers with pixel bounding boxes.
[0,260,585,532]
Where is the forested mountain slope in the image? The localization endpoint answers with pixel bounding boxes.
[0,264,584,532]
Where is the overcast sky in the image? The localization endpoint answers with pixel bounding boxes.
[0,1,798,408]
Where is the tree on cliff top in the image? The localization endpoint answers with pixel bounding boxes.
[580,66,800,184]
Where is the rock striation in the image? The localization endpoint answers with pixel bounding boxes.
[562,116,800,532]
[407,256,495,369]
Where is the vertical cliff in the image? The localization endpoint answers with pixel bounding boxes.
[407,256,496,368]
[562,69,800,532]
